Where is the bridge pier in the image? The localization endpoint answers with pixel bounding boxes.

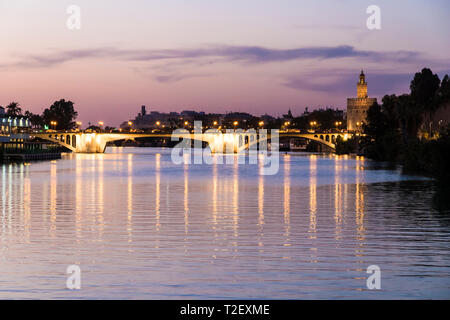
[74,134,108,153]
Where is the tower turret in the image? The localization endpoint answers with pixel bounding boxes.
[357,69,368,98]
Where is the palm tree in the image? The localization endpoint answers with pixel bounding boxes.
[6,102,22,116]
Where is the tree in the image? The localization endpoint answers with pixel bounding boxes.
[410,68,440,112]
[362,101,401,161]
[24,111,44,129]
[335,136,358,154]
[42,99,78,130]
[6,102,22,116]
[86,125,101,132]
[437,75,450,105]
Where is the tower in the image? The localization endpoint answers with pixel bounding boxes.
[357,70,368,98]
[347,70,377,132]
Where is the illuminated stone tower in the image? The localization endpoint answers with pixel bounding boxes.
[347,70,377,132]
[357,70,368,98]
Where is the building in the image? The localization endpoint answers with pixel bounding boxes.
[419,101,450,139]
[347,70,377,132]
[1,115,31,134]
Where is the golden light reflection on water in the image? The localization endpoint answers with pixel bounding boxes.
[257,170,264,251]
[75,155,83,242]
[155,153,161,233]
[309,155,318,263]
[1,166,5,236]
[97,154,104,241]
[23,165,30,243]
[212,158,218,247]
[232,158,239,246]
[355,156,366,262]
[257,153,266,250]
[309,155,317,238]
[49,161,57,238]
[184,159,189,238]
[334,155,343,241]
[283,154,291,251]
[8,165,12,229]
[127,153,134,245]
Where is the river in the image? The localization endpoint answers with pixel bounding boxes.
[0,147,449,299]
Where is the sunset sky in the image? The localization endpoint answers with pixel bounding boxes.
[1,0,449,126]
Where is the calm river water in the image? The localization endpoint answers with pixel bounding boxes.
[0,147,449,299]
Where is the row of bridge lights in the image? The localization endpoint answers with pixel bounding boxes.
[70,120,343,131]
[125,120,251,128]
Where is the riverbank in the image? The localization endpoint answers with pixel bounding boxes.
[2,152,61,162]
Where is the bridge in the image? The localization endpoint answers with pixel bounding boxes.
[31,131,349,153]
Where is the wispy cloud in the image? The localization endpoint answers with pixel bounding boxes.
[284,69,450,97]
[2,45,423,70]
[153,73,210,83]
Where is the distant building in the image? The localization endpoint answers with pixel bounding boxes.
[0,106,5,116]
[120,106,213,130]
[283,109,294,120]
[347,70,377,132]
[121,106,175,130]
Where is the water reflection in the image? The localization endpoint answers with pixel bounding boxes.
[355,156,366,262]
[256,155,265,252]
[309,155,317,238]
[75,155,83,242]
[97,154,104,241]
[334,155,343,241]
[233,158,239,246]
[49,161,57,238]
[283,155,291,252]
[309,155,318,264]
[184,159,189,238]
[23,165,30,243]
[0,150,449,299]
[155,153,161,233]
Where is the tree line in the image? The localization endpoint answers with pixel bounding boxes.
[1,99,78,131]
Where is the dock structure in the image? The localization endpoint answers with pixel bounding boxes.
[2,152,61,162]
[0,140,63,162]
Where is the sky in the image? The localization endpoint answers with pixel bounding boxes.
[1,0,449,126]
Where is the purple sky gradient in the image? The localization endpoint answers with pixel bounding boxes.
[1,0,449,126]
